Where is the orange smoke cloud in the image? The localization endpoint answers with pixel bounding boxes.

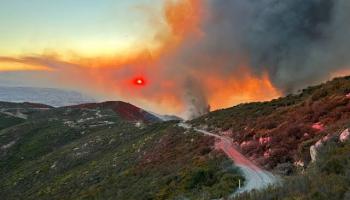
[0,57,53,72]
[165,0,202,38]
[205,70,281,110]
[147,0,204,57]
[0,62,51,72]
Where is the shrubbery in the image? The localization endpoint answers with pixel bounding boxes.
[233,141,350,200]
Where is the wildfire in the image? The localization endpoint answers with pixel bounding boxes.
[204,69,281,111]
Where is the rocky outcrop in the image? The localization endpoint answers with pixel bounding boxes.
[310,145,318,163]
[310,134,332,162]
[339,128,350,143]
[310,128,350,162]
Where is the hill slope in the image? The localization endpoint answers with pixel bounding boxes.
[0,101,243,200]
[233,129,350,200]
[189,76,350,199]
[192,76,350,171]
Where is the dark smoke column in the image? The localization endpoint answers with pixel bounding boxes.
[183,77,210,119]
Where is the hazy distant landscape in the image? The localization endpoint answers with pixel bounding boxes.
[0,87,95,107]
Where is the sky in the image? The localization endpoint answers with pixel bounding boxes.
[0,0,206,117]
[0,0,349,118]
[0,0,160,57]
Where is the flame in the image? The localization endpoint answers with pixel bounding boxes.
[207,71,281,110]
[330,67,350,79]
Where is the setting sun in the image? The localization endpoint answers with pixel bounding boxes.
[133,77,146,86]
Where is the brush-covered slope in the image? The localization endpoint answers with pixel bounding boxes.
[0,112,25,130]
[0,102,243,200]
[234,136,350,200]
[0,101,52,130]
[192,76,350,170]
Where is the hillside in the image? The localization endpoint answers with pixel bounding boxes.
[192,76,350,171]
[0,101,243,200]
[189,76,350,199]
[234,139,350,200]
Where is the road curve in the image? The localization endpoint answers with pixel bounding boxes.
[179,123,279,195]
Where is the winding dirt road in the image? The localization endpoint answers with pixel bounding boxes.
[179,123,279,195]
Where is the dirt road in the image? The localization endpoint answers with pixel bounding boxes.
[179,123,279,195]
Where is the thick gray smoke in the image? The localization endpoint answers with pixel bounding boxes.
[207,0,350,93]
[241,0,350,93]
[169,0,350,104]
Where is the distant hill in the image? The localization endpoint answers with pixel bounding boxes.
[69,101,162,123]
[0,87,181,123]
[0,86,95,107]
[149,111,183,121]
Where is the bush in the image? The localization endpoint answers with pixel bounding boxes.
[185,168,216,189]
[311,89,329,101]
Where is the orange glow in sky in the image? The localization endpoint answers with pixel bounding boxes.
[0,0,284,118]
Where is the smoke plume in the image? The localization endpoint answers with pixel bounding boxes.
[183,77,210,119]
[202,0,350,93]
[162,0,350,116]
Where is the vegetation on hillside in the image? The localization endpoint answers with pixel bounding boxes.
[3,76,350,199]
[0,103,243,200]
[192,76,350,170]
[0,113,25,130]
[233,134,350,200]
